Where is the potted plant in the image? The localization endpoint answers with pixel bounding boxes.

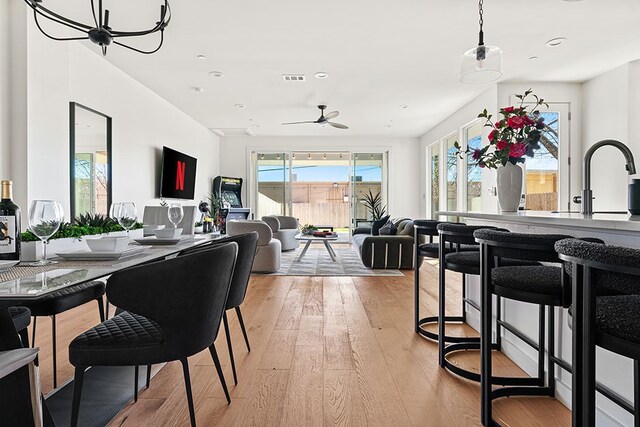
[194,221,204,234]
[361,190,387,220]
[21,214,143,261]
[457,89,548,212]
[301,224,317,236]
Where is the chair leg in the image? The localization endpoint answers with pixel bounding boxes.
[180,358,197,427]
[18,328,29,349]
[134,365,139,402]
[146,364,152,388]
[537,305,546,387]
[437,253,446,367]
[223,312,238,385]
[51,315,57,389]
[548,306,556,396]
[97,297,105,323]
[31,316,37,348]
[71,367,86,427]
[235,307,250,352]
[105,299,110,320]
[209,344,231,404]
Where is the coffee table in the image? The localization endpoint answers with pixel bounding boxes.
[295,233,339,262]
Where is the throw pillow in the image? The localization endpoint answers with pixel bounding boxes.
[371,215,390,236]
[379,219,397,236]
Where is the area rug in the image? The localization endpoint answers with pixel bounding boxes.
[264,244,404,277]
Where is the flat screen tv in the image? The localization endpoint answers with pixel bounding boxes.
[159,146,197,200]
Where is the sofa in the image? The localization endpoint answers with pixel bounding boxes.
[352,218,423,269]
[262,215,300,251]
[227,219,281,273]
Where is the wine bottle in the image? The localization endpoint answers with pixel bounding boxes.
[0,180,21,261]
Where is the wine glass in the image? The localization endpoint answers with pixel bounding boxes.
[28,200,64,265]
[112,202,137,237]
[168,203,184,228]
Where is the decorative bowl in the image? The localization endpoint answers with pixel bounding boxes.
[154,228,182,239]
[86,236,130,253]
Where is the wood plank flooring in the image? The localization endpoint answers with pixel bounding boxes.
[31,261,571,426]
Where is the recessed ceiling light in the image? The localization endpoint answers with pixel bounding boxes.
[196,54,207,60]
[252,124,260,128]
[314,72,329,79]
[209,71,224,78]
[399,105,408,109]
[545,37,567,47]
[385,125,392,128]
[191,87,204,93]
[235,103,245,108]
[529,56,539,60]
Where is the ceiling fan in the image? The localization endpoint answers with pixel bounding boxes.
[282,105,349,129]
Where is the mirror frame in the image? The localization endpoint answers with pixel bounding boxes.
[69,102,113,221]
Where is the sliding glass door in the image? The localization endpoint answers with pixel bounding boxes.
[252,151,388,236]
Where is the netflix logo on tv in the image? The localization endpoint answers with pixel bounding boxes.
[160,146,197,200]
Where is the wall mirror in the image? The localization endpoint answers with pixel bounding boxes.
[69,102,112,220]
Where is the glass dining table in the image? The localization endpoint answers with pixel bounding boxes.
[0,235,218,304]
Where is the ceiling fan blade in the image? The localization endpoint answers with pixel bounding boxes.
[282,121,317,125]
[324,111,339,120]
[328,122,349,129]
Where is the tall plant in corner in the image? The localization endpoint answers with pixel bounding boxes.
[361,190,387,220]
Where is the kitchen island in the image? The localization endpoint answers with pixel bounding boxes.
[436,210,639,426]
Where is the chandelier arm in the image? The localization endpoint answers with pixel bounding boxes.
[33,11,89,42]
[110,2,171,37]
[90,0,100,29]
[23,0,93,31]
[112,31,164,55]
[33,9,89,38]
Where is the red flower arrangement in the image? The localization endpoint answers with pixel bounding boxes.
[456,89,548,170]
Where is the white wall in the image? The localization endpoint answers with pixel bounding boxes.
[582,64,633,212]
[4,10,219,225]
[218,136,421,219]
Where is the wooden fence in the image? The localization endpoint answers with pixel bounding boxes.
[526,192,558,211]
[291,203,350,228]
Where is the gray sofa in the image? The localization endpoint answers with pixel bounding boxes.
[262,215,300,251]
[352,218,423,269]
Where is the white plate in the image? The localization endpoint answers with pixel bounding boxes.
[56,246,149,261]
[0,260,19,271]
[133,237,181,246]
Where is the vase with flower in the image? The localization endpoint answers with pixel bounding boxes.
[457,89,548,212]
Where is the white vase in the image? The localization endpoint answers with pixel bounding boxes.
[496,162,523,212]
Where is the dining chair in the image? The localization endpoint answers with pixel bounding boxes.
[68,242,238,427]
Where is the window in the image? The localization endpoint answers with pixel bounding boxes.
[525,111,560,210]
[428,143,440,219]
[464,121,483,212]
[444,133,458,211]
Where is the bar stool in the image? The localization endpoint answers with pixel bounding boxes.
[413,220,477,340]
[475,229,578,426]
[557,239,640,427]
[436,224,540,383]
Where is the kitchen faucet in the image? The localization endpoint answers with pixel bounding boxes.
[575,139,636,215]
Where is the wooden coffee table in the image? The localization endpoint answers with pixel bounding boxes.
[295,233,339,262]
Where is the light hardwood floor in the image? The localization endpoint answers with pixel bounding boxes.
[31,261,571,426]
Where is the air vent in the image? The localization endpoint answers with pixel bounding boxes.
[282,74,306,82]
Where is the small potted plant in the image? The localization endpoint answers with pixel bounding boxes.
[194,221,204,234]
[301,224,317,236]
[457,89,548,212]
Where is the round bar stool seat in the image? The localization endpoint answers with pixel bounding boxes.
[418,242,478,258]
[492,265,564,306]
[445,252,540,273]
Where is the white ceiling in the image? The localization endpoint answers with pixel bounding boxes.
[50,0,640,137]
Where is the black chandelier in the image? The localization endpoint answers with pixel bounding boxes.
[23,0,171,56]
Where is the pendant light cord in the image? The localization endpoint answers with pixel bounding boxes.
[478,0,485,46]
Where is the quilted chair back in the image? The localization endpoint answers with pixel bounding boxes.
[106,242,238,361]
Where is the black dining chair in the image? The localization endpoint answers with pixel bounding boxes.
[182,233,258,385]
[68,242,238,427]
[12,281,106,388]
[557,239,640,427]
[8,306,32,347]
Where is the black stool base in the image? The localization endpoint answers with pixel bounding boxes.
[417,316,479,343]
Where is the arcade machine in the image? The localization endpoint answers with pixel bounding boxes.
[212,176,251,234]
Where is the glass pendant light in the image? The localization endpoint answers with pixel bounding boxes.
[460,0,503,84]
